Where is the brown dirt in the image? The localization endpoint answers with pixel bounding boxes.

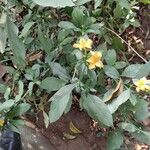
[33,107,107,150]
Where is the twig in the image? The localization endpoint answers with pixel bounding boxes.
[104,27,148,63]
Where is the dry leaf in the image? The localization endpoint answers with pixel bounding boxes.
[26,51,43,62]
[69,121,82,134]
[105,78,124,102]
[63,133,76,140]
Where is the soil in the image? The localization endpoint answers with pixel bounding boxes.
[27,107,107,150]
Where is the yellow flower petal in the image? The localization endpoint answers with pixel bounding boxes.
[0,119,4,127]
[87,51,103,70]
[134,77,150,92]
[73,38,93,50]
[95,61,103,68]
[89,64,96,69]
[85,39,93,49]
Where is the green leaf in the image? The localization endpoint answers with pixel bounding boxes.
[129,93,137,106]
[94,0,102,9]
[38,29,53,56]
[107,131,124,150]
[0,27,7,53]
[104,65,120,79]
[72,7,84,27]
[58,21,79,31]
[40,77,67,92]
[134,99,150,121]
[122,64,142,78]
[121,122,150,145]
[107,89,130,114]
[32,0,75,7]
[49,62,70,80]
[7,103,31,119]
[20,22,35,37]
[82,94,113,127]
[117,0,130,9]
[11,119,25,127]
[0,84,7,93]
[132,131,150,145]
[4,87,11,100]
[120,122,137,132]
[140,0,150,4]
[49,84,76,123]
[6,17,26,67]
[112,37,124,51]
[15,80,24,102]
[115,61,127,69]
[135,61,150,79]
[113,4,122,18]
[105,49,116,65]
[75,0,91,5]
[0,100,15,112]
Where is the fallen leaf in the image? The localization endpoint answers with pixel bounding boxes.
[69,121,82,134]
[63,133,76,140]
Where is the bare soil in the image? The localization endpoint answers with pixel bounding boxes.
[30,107,107,150]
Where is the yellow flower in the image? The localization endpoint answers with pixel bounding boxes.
[0,119,5,127]
[134,77,150,92]
[73,38,93,50]
[87,51,103,69]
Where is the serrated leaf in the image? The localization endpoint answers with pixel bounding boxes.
[82,94,113,127]
[40,77,67,92]
[69,121,82,134]
[107,89,130,114]
[32,0,75,7]
[49,84,76,123]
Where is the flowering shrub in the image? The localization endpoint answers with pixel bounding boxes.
[0,0,150,148]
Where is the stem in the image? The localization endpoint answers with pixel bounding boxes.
[104,27,148,63]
